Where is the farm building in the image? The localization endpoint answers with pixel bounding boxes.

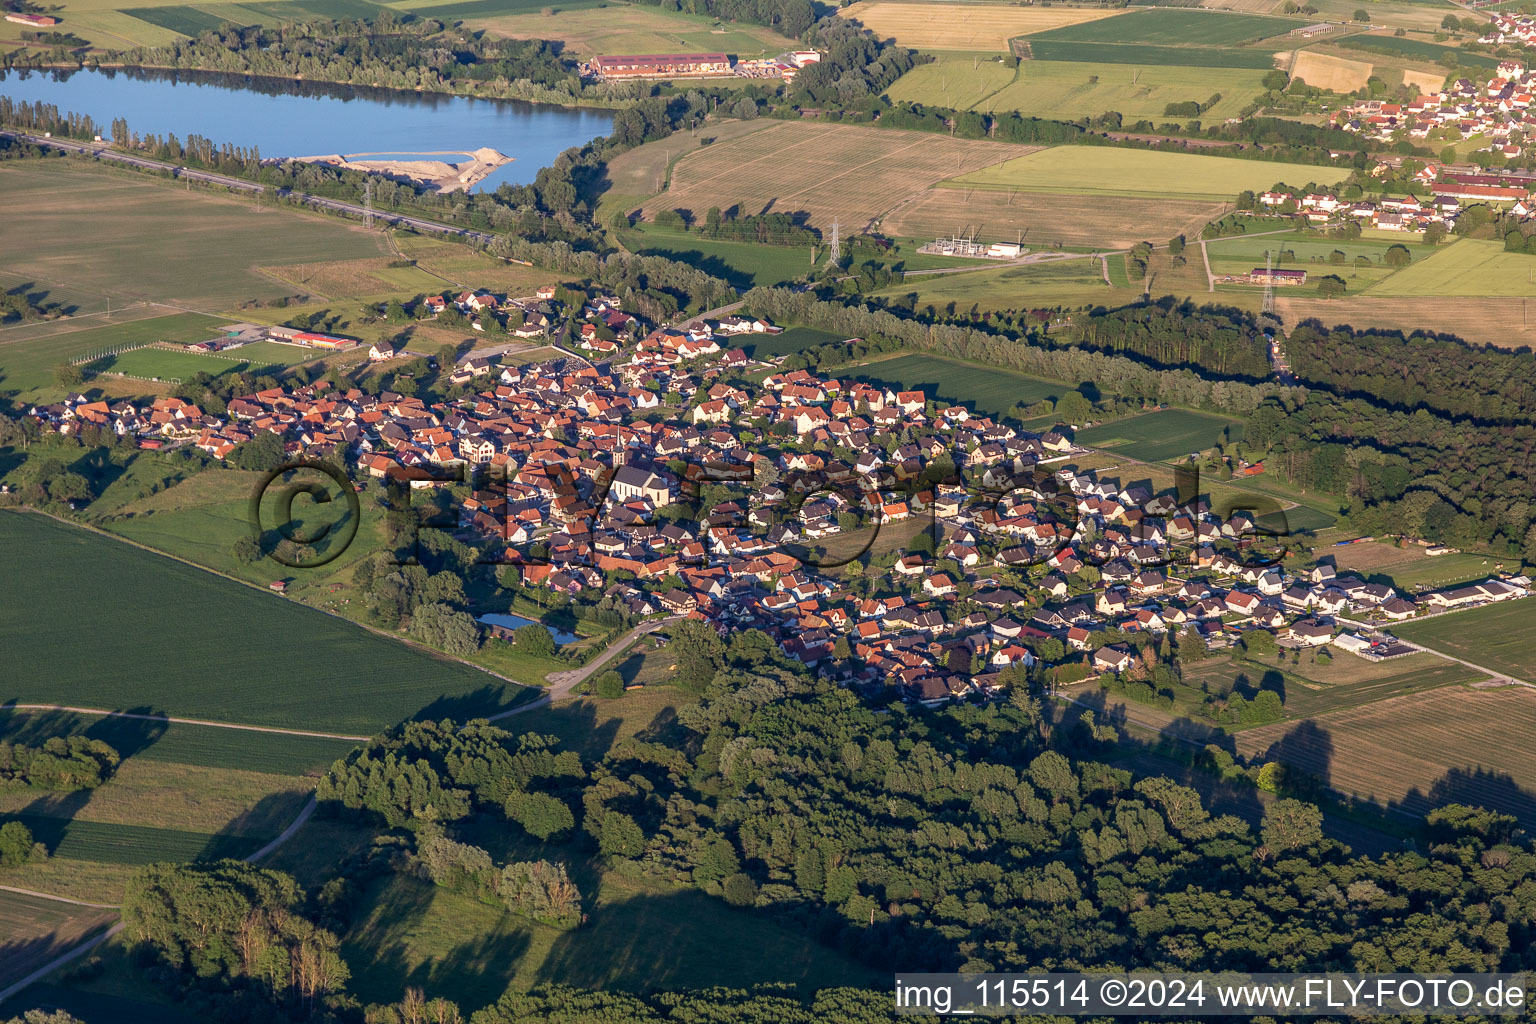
[1249,268,1308,286]
[590,54,732,79]
[266,327,357,351]
[5,12,59,25]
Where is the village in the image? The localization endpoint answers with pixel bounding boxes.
[579,49,821,83]
[20,297,1533,708]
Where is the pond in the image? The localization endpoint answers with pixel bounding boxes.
[477,612,579,645]
[0,67,612,190]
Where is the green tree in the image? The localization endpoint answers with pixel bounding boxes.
[1055,390,1093,425]
[513,622,557,657]
[595,670,625,699]
[53,363,84,389]
[1261,798,1323,853]
[1240,629,1279,655]
[0,820,43,867]
[722,872,758,907]
[509,792,575,840]
[598,812,645,858]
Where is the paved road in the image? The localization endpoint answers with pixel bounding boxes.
[487,616,684,720]
[1,130,495,244]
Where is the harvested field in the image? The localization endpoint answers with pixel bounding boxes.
[259,257,398,298]
[1290,49,1374,92]
[1235,686,1536,826]
[1274,294,1536,350]
[1027,8,1298,46]
[468,4,796,57]
[1402,67,1448,92]
[640,121,1024,233]
[602,119,775,200]
[883,189,1224,249]
[0,890,117,993]
[945,146,1349,201]
[839,1,1124,50]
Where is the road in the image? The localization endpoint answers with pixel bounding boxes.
[1,129,496,244]
[489,615,683,719]
[0,794,319,1008]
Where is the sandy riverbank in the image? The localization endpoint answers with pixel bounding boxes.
[292,147,512,192]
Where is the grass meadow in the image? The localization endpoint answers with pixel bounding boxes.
[944,147,1349,201]
[466,3,796,57]
[0,511,534,732]
[873,258,1137,313]
[1025,9,1299,47]
[620,222,814,290]
[1393,599,1536,680]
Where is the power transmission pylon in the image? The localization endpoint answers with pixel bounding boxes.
[826,217,841,269]
[364,177,375,230]
[1262,250,1275,319]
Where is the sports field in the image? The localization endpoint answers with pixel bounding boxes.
[885,58,1269,123]
[1236,686,1536,826]
[0,512,534,732]
[882,189,1224,250]
[468,4,795,57]
[1394,599,1536,681]
[1366,239,1536,297]
[641,121,1023,233]
[1074,408,1243,462]
[94,346,267,382]
[943,147,1351,201]
[1026,9,1299,46]
[839,1,1124,51]
[0,311,228,397]
[852,353,1066,416]
[0,160,385,306]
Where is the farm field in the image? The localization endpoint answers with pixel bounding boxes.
[839,1,1124,51]
[467,3,796,57]
[599,119,774,213]
[734,325,846,359]
[638,121,1023,233]
[872,258,1140,313]
[0,311,228,397]
[1393,599,1536,680]
[882,189,1225,250]
[0,891,117,994]
[0,511,534,733]
[1026,8,1299,46]
[1289,49,1376,92]
[391,0,607,19]
[1365,239,1536,297]
[851,353,1067,416]
[1306,0,1466,32]
[258,256,445,300]
[1027,42,1280,69]
[620,223,813,290]
[885,58,1269,123]
[943,147,1350,201]
[1273,293,1536,351]
[1074,408,1243,462]
[1338,32,1500,69]
[1235,686,1536,826]
[0,707,360,775]
[0,160,386,306]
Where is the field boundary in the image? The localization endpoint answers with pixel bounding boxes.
[0,704,370,742]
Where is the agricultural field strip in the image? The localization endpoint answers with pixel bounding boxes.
[1,704,370,741]
[0,885,119,909]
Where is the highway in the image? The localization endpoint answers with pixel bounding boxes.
[1,129,497,244]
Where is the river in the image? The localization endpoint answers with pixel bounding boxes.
[0,67,612,190]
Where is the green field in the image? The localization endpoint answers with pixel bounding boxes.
[93,347,270,382]
[873,258,1135,313]
[1074,408,1243,462]
[853,353,1066,416]
[736,325,846,358]
[0,312,228,397]
[127,4,236,32]
[392,0,607,18]
[0,160,385,307]
[0,512,533,732]
[1027,42,1279,69]
[622,224,813,290]
[1338,34,1500,69]
[1394,599,1536,680]
[944,147,1351,201]
[0,707,358,775]
[1026,9,1300,46]
[1365,239,1536,297]
[886,58,1268,122]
